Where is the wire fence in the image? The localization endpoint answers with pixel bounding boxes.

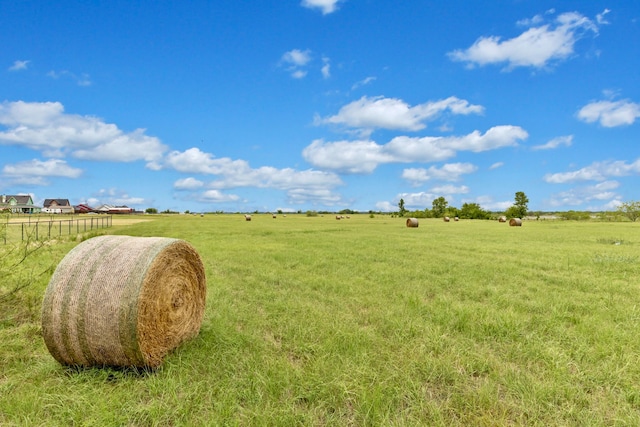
[1,215,112,244]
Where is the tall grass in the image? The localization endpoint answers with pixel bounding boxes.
[1,214,639,425]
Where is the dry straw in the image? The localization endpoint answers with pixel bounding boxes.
[509,218,523,226]
[406,218,419,228]
[41,235,206,368]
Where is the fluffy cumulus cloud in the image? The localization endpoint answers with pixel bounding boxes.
[0,101,167,167]
[532,135,573,150]
[544,159,640,184]
[448,10,603,70]
[402,163,478,186]
[174,177,204,190]
[2,158,82,185]
[163,147,344,204]
[304,126,527,173]
[548,180,621,207]
[577,99,640,127]
[318,96,484,133]
[301,0,342,15]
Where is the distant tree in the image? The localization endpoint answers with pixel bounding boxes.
[432,197,448,218]
[145,208,158,214]
[277,209,283,215]
[506,191,529,218]
[398,198,407,217]
[459,202,490,219]
[617,200,640,222]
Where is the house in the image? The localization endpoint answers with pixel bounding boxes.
[94,204,133,214]
[0,194,40,214]
[74,204,95,214]
[42,199,75,214]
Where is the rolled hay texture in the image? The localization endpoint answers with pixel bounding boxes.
[245,214,252,221]
[41,235,206,368]
[498,216,507,222]
[509,218,523,226]
[443,217,450,222]
[406,218,419,228]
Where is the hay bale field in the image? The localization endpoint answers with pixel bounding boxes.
[41,235,206,368]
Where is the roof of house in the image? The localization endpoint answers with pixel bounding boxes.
[43,199,71,207]
[1,195,34,205]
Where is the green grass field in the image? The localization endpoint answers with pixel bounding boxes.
[1,214,639,426]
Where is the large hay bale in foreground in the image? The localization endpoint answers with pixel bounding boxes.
[509,218,522,226]
[406,218,419,228]
[41,235,206,368]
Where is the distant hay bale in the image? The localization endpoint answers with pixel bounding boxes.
[498,216,507,222]
[336,215,341,220]
[406,218,419,228]
[454,217,459,221]
[443,217,450,222]
[245,214,252,221]
[41,235,206,369]
[272,214,277,218]
[509,218,522,226]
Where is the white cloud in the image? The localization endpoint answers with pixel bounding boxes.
[163,147,344,204]
[402,163,478,186]
[596,9,611,25]
[397,192,439,209]
[3,158,82,178]
[200,190,240,203]
[8,60,29,71]
[472,195,512,211]
[547,180,621,207]
[0,101,167,167]
[448,11,600,70]
[351,76,376,90]
[90,188,148,208]
[281,49,312,78]
[321,57,331,79]
[302,139,390,174]
[318,96,484,133]
[304,126,527,173]
[544,159,640,183]
[174,177,204,190]
[489,162,504,170]
[47,70,92,86]
[301,0,342,15]
[577,99,640,127]
[375,201,396,212]
[532,135,573,150]
[430,184,469,195]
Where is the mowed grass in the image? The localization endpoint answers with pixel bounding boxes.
[1,214,640,425]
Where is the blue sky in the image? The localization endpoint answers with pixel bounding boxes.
[1,1,639,213]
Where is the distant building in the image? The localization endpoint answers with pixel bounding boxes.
[42,199,75,214]
[0,194,40,213]
[74,204,95,214]
[94,204,133,214]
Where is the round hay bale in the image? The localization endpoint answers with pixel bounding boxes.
[406,218,419,228]
[245,214,252,221]
[498,216,507,222]
[41,235,206,368]
[443,217,450,222]
[509,218,522,226]
[454,217,459,221]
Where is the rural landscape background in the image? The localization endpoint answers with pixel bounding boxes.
[1,212,640,425]
[2,1,639,214]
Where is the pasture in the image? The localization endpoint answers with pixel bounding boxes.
[1,214,639,425]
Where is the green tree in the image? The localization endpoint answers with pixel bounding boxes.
[459,202,490,219]
[432,196,448,218]
[398,198,407,217]
[145,207,158,214]
[617,200,640,222]
[507,191,529,218]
